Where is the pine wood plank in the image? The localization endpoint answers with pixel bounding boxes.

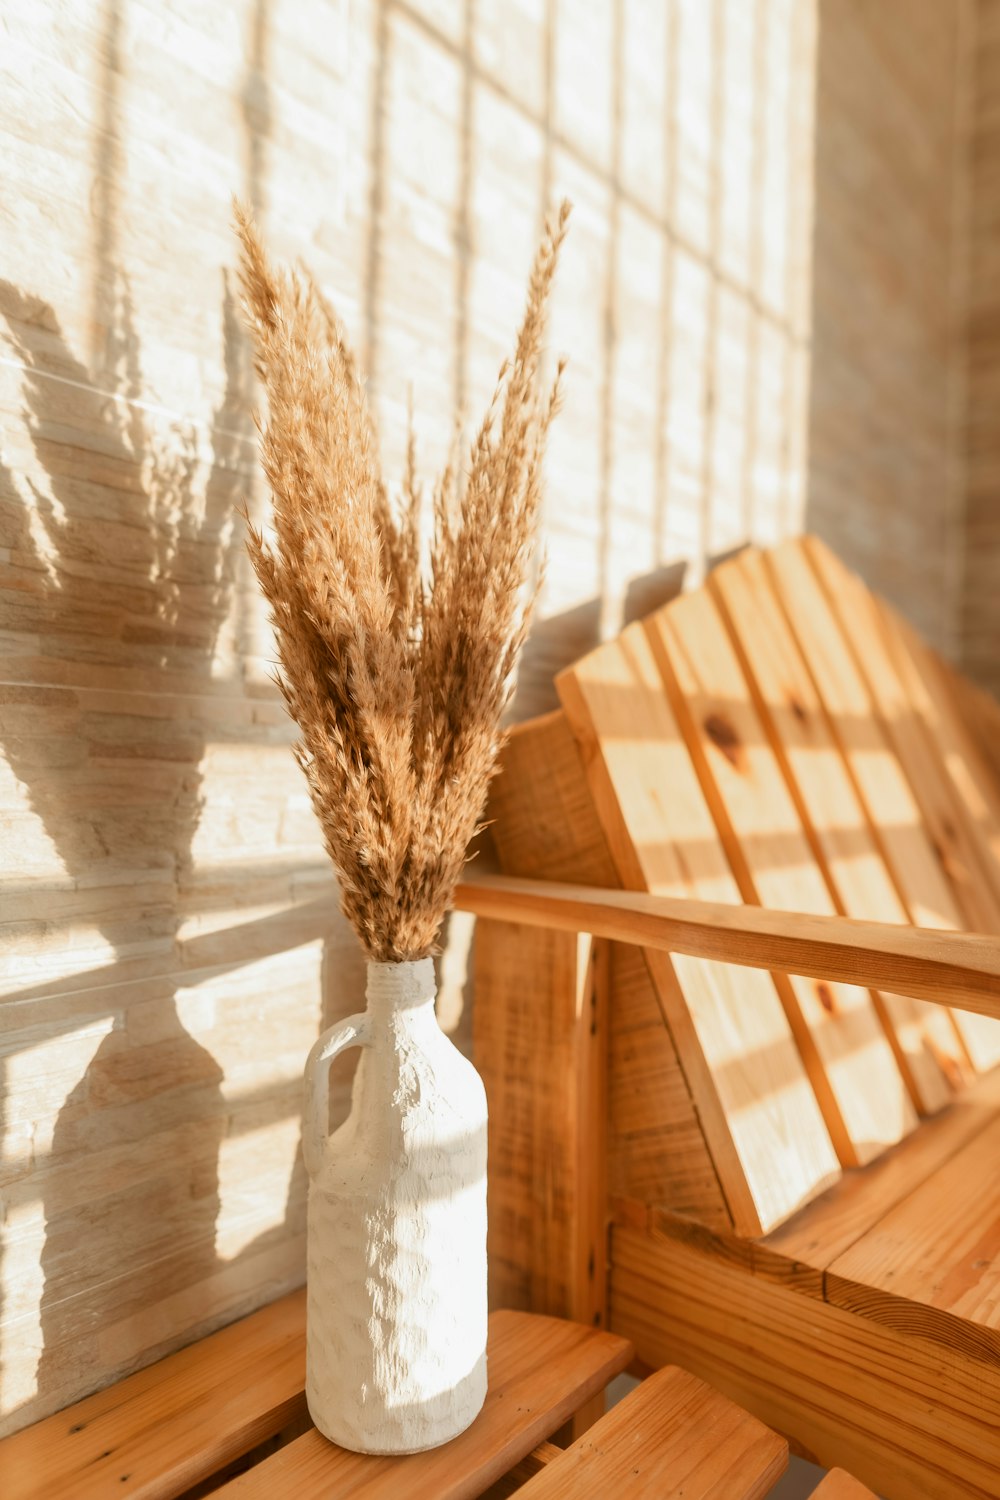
[809,1469,878,1498]
[453,875,1000,1021]
[764,1064,1000,1276]
[808,540,1000,1071]
[556,626,841,1233]
[487,711,616,887]
[608,942,730,1228]
[710,547,961,1112]
[486,713,733,1234]
[825,1111,1000,1361]
[515,1364,787,1499]
[464,906,611,1449]
[646,588,915,1164]
[810,539,1000,937]
[610,1224,1000,1500]
[765,537,995,1070]
[2,1289,308,1500]
[473,922,607,1330]
[214,1311,633,1499]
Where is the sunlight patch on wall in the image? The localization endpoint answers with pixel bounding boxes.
[214,1115,302,1262]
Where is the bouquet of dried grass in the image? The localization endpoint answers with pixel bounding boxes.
[235,202,570,962]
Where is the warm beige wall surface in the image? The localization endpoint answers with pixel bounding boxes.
[805,0,970,657]
[965,0,1000,691]
[0,0,982,1434]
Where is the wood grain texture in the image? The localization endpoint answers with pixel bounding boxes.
[610,1225,1000,1500]
[454,876,1000,1021]
[764,1064,1000,1278]
[826,1111,1000,1362]
[710,546,962,1113]
[607,941,730,1230]
[2,1288,307,1500]
[213,1311,632,1498]
[766,539,1000,1071]
[556,625,840,1232]
[806,536,1000,1071]
[516,1364,787,1499]
[646,587,916,1164]
[809,538,1000,935]
[484,711,732,1232]
[487,713,615,888]
[473,921,602,1322]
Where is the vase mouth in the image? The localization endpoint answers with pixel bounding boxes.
[365,955,436,1009]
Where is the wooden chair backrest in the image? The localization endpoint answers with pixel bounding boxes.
[488,535,1000,1236]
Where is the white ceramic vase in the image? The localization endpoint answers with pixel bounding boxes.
[303,956,488,1454]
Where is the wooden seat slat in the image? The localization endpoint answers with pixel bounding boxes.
[826,1109,1000,1358]
[765,1064,1000,1276]
[1,1288,307,1500]
[514,1364,787,1499]
[212,1311,632,1498]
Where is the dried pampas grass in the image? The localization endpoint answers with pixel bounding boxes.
[235,201,570,962]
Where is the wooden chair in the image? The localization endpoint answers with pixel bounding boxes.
[456,537,1000,1500]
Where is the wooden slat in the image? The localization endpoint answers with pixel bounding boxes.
[810,539,1000,937]
[2,1289,308,1500]
[766,537,998,1070]
[765,1064,1000,1277]
[763,540,957,927]
[610,1224,1000,1500]
[607,942,731,1229]
[641,1065,1000,1300]
[826,1111,1000,1362]
[485,711,733,1233]
[556,626,840,1234]
[809,1468,878,1498]
[487,711,617,888]
[710,546,961,1113]
[646,587,916,1164]
[214,1311,632,1498]
[453,876,1000,1021]
[515,1364,787,1499]
[474,921,608,1330]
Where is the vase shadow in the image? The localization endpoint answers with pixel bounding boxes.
[0,272,318,1422]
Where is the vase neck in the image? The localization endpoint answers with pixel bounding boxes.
[365,958,436,1020]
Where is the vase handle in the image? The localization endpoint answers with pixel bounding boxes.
[303,1013,371,1179]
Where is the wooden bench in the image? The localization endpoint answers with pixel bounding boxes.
[457,537,1000,1500]
[0,1291,878,1498]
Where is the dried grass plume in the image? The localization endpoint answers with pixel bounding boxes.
[234,201,570,961]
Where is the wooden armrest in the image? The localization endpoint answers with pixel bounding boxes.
[453,876,1000,1021]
